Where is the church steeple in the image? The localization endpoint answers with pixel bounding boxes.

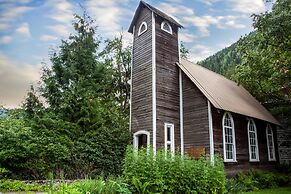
[129,1,183,153]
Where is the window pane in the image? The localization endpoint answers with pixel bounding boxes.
[163,23,170,31]
[167,126,171,141]
[224,113,235,161]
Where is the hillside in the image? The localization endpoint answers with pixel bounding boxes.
[197,42,241,76]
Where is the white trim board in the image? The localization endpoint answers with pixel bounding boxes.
[179,68,184,155]
[208,101,214,164]
[129,25,135,132]
[151,11,157,154]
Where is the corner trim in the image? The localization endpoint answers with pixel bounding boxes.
[179,68,184,155]
[129,25,135,132]
[208,101,214,164]
[152,11,157,154]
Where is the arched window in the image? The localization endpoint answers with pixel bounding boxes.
[133,130,150,149]
[266,124,276,161]
[161,21,172,34]
[222,112,236,162]
[248,119,259,161]
[138,21,147,36]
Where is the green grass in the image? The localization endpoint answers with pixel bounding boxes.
[243,186,291,194]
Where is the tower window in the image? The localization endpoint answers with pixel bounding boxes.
[133,130,150,149]
[161,21,172,34]
[164,123,174,155]
[138,21,147,36]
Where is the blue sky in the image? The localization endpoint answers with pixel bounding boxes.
[0,0,273,108]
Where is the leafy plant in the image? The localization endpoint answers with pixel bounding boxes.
[235,169,289,192]
[0,179,47,192]
[226,179,247,194]
[123,147,226,194]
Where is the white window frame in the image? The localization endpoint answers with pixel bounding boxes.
[222,112,237,162]
[266,124,276,161]
[133,130,150,149]
[138,21,147,36]
[164,123,174,154]
[161,21,172,34]
[247,119,259,162]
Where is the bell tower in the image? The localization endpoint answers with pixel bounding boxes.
[129,1,183,153]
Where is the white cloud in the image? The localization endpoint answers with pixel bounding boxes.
[85,0,131,38]
[229,0,265,14]
[0,52,41,108]
[183,15,246,37]
[199,0,219,6]
[47,24,71,37]
[15,22,31,37]
[159,3,194,16]
[46,0,74,24]
[179,31,197,43]
[40,34,58,41]
[0,5,33,32]
[0,36,12,44]
[189,44,216,62]
[200,0,266,14]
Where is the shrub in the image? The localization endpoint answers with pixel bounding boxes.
[123,147,226,194]
[226,179,247,194]
[0,179,47,192]
[69,177,131,194]
[235,169,289,191]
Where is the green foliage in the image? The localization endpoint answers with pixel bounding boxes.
[0,179,48,192]
[100,35,131,114]
[55,178,131,194]
[226,179,247,194]
[235,169,289,191]
[242,186,291,194]
[123,147,226,194]
[22,85,44,118]
[1,11,131,180]
[231,0,291,123]
[180,41,190,59]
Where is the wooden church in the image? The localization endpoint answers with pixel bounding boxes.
[128,1,280,174]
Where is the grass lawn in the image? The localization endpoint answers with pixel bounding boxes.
[243,186,291,194]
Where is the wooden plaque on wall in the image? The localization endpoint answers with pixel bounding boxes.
[187,147,205,159]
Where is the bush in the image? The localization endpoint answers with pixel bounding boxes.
[226,179,247,194]
[0,179,47,192]
[65,178,131,194]
[123,147,226,194]
[235,169,289,191]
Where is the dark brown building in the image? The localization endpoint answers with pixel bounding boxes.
[129,1,280,175]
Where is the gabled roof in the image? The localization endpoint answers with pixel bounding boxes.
[178,58,280,126]
[128,1,183,33]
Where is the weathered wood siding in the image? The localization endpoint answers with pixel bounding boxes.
[182,73,210,155]
[212,107,279,176]
[131,6,153,142]
[155,15,180,150]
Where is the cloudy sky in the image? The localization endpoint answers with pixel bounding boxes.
[0,0,273,108]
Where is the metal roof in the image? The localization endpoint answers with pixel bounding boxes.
[128,1,183,33]
[178,58,280,126]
